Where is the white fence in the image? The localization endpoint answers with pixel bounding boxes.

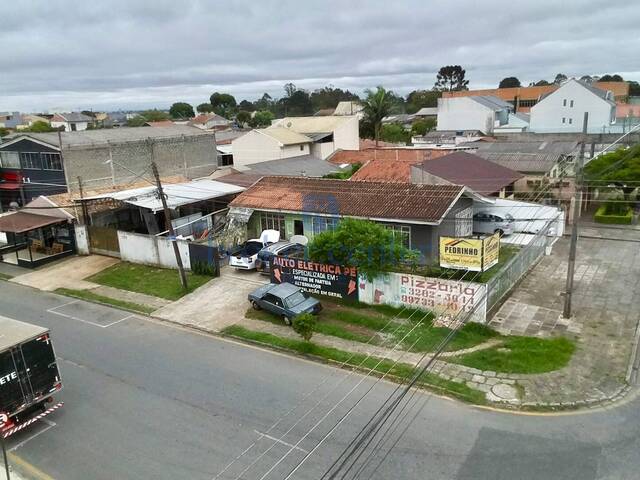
[358,272,487,324]
[117,231,191,270]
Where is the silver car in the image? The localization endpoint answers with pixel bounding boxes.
[473,212,514,236]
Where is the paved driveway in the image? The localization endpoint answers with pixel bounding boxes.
[489,224,640,405]
[154,265,268,331]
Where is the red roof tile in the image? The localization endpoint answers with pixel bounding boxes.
[329,148,451,165]
[229,176,465,223]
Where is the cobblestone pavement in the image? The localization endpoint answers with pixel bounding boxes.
[487,225,640,407]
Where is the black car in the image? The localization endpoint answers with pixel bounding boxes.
[256,241,305,275]
[248,282,322,325]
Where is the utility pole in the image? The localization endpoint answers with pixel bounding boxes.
[563,111,588,319]
[151,162,188,291]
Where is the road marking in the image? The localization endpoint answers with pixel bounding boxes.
[8,451,57,480]
[9,419,56,452]
[47,304,135,328]
[254,430,309,454]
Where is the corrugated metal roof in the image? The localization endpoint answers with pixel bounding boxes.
[469,96,513,111]
[230,176,467,224]
[474,152,561,173]
[472,140,578,155]
[83,179,244,212]
[259,127,312,145]
[333,101,363,116]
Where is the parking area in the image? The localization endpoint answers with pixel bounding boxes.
[153,266,268,332]
[47,299,140,328]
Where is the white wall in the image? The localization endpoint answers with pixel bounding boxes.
[437,97,495,134]
[75,225,90,255]
[332,116,360,152]
[118,231,191,270]
[358,272,488,324]
[311,141,335,160]
[529,80,616,133]
[232,130,309,166]
[50,121,89,132]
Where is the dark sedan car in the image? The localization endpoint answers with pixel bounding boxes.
[248,282,322,325]
[256,241,306,275]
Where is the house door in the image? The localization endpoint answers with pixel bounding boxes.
[88,226,121,257]
[294,220,304,236]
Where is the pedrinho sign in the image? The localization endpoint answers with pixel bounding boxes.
[270,256,358,300]
[439,233,500,272]
[358,272,487,324]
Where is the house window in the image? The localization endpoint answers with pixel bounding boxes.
[20,152,41,169]
[312,216,339,235]
[563,99,567,106]
[260,212,286,237]
[562,117,566,124]
[385,224,411,249]
[70,123,77,131]
[570,100,574,107]
[0,151,21,168]
[299,145,304,151]
[569,118,573,125]
[41,153,63,171]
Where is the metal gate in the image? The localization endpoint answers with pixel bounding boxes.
[88,226,120,257]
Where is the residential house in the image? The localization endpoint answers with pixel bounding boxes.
[228,176,489,262]
[0,135,67,210]
[0,126,218,205]
[616,104,640,133]
[411,130,488,148]
[17,114,52,130]
[493,113,530,134]
[50,112,93,131]
[381,114,415,131]
[414,107,438,119]
[349,151,522,198]
[0,112,22,129]
[437,96,513,135]
[231,128,313,167]
[529,79,617,133]
[270,115,360,158]
[144,120,176,127]
[471,141,578,201]
[189,113,231,131]
[443,81,630,112]
[333,101,364,119]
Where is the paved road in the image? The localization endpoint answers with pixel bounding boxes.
[1,281,640,480]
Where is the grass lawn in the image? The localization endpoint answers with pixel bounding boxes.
[223,325,486,404]
[246,297,498,353]
[88,262,213,301]
[450,336,576,374]
[394,244,521,283]
[55,288,157,314]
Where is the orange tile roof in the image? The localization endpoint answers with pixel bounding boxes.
[350,159,416,182]
[329,148,451,165]
[230,176,465,223]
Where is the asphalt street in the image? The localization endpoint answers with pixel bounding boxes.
[1,280,640,480]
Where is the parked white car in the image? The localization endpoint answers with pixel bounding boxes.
[229,230,280,270]
[473,212,514,236]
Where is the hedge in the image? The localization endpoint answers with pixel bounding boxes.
[594,206,633,224]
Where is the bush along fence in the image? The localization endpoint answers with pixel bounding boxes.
[594,205,634,225]
[272,223,555,324]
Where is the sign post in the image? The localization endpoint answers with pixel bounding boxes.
[0,413,9,480]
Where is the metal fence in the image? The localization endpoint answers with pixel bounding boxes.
[486,221,554,312]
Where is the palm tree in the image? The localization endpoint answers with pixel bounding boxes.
[362,86,392,147]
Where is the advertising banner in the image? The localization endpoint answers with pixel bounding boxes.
[271,256,358,300]
[358,272,487,324]
[439,234,500,272]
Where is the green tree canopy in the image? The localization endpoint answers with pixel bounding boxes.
[310,86,360,111]
[27,121,57,132]
[379,123,410,144]
[599,74,624,82]
[405,90,440,114]
[196,103,214,113]
[553,73,567,85]
[169,102,195,119]
[248,110,275,128]
[308,218,417,280]
[530,80,551,86]
[361,86,393,147]
[210,92,237,117]
[584,144,640,200]
[411,118,436,137]
[141,109,170,122]
[235,110,251,126]
[238,100,255,112]
[434,65,469,92]
[499,77,521,88]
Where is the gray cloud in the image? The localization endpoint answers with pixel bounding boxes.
[1,0,638,111]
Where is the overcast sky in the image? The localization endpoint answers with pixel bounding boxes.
[1,0,639,112]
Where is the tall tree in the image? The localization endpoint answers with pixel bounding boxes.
[254,93,273,111]
[498,77,521,88]
[530,79,551,86]
[196,103,214,113]
[235,111,251,126]
[553,73,568,85]
[434,65,469,92]
[405,90,441,114]
[284,82,297,98]
[238,100,255,112]
[361,86,393,147]
[579,75,594,84]
[169,102,194,119]
[599,74,624,82]
[310,86,360,111]
[209,92,237,117]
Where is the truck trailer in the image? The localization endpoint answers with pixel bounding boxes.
[0,315,63,438]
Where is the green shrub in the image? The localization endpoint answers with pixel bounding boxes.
[594,205,633,224]
[292,313,317,341]
[191,260,217,276]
